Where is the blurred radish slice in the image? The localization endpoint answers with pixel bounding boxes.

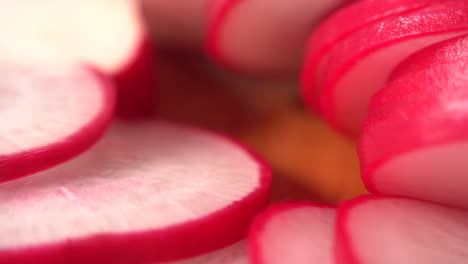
[302,0,446,111]
[0,121,271,264]
[0,62,114,183]
[317,2,468,136]
[167,242,248,264]
[0,0,156,118]
[360,35,468,209]
[336,195,468,264]
[249,202,336,264]
[141,0,208,49]
[207,0,349,75]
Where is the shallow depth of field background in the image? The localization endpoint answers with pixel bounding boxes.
[155,50,367,204]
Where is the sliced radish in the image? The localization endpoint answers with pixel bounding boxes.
[302,0,446,111]
[249,202,336,264]
[0,0,156,118]
[336,195,468,264]
[360,35,468,209]
[0,61,114,183]
[207,0,350,75]
[167,241,248,264]
[0,121,271,264]
[141,0,208,49]
[315,2,468,136]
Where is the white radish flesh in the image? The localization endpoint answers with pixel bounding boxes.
[302,0,447,111]
[360,34,468,209]
[0,62,114,183]
[207,0,350,75]
[316,2,468,136]
[166,241,248,264]
[336,196,468,264]
[249,202,336,264]
[0,121,271,264]
[0,0,156,118]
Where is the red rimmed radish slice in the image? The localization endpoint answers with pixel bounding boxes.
[141,0,208,49]
[0,62,114,183]
[302,0,447,111]
[167,242,248,264]
[360,35,468,209]
[318,3,468,136]
[0,121,271,264]
[0,0,156,118]
[249,202,336,264]
[336,195,468,264]
[207,0,350,76]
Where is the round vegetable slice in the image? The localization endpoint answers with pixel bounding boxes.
[0,0,156,118]
[316,2,468,136]
[207,0,350,75]
[0,121,271,264]
[302,0,447,111]
[0,62,114,183]
[360,35,468,209]
[168,241,248,264]
[249,202,336,264]
[336,195,468,264]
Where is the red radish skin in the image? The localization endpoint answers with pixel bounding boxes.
[360,35,468,209]
[166,241,248,264]
[207,0,350,76]
[0,121,271,264]
[0,0,156,118]
[336,195,468,264]
[302,0,448,111]
[0,63,115,183]
[316,2,468,136]
[249,202,336,264]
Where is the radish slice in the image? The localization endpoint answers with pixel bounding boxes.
[167,242,248,264]
[207,0,350,75]
[141,0,208,49]
[316,2,468,136]
[0,121,271,264]
[249,202,336,264]
[0,62,114,183]
[0,0,156,118]
[336,195,468,264]
[360,35,468,209]
[302,0,447,111]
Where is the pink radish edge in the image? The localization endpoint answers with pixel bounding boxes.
[319,5,468,136]
[114,36,157,119]
[248,201,335,264]
[0,65,115,183]
[206,0,251,76]
[335,195,377,264]
[301,0,441,112]
[0,121,272,263]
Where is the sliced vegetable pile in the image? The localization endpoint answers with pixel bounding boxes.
[2,0,468,263]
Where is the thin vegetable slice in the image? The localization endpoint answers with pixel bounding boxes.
[360,34,468,209]
[249,202,336,264]
[336,196,468,264]
[207,0,350,75]
[316,2,468,136]
[0,121,271,264]
[0,62,114,183]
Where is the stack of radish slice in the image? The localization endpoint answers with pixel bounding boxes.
[301,0,468,136]
[207,0,352,75]
[0,121,271,264]
[360,34,468,208]
[0,0,157,118]
[0,62,115,183]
